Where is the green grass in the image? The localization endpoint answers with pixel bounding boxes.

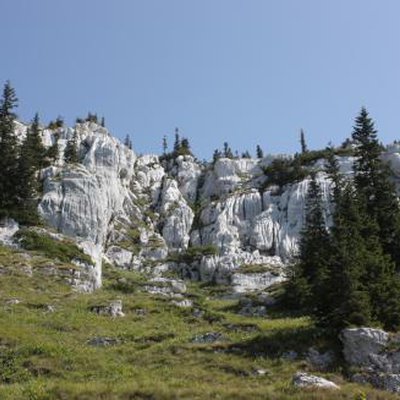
[0,246,396,399]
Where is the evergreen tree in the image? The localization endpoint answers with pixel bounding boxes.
[256,145,264,159]
[351,107,400,268]
[162,135,168,154]
[64,130,79,164]
[223,142,233,159]
[242,150,251,159]
[28,113,46,170]
[173,128,180,154]
[15,115,45,224]
[300,129,308,153]
[287,174,331,313]
[0,81,19,218]
[180,137,192,156]
[45,138,59,164]
[213,149,221,163]
[124,134,132,150]
[101,116,105,127]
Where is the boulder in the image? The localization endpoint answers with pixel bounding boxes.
[293,372,340,390]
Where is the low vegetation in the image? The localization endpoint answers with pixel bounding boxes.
[15,228,93,265]
[168,245,218,263]
[0,246,397,399]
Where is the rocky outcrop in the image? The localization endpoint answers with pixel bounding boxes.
[25,119,400,293]
[39,122,136,288]
[341,327,400,393]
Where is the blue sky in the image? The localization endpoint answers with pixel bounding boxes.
[1,0,400,159]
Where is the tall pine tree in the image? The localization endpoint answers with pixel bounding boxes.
[0,81,19,218]
[287,173,331,314]
[64,130,79,164]
[351,107,400,269]
[15,114,45,224]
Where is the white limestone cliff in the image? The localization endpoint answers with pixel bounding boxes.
[27,120,400,292]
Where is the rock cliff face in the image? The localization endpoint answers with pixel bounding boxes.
[10,121,396,292]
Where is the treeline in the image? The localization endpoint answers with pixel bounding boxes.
[0,82,57,224]
[286,108,400,333]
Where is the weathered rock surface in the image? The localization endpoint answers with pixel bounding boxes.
[292,372,340,390]
[91,300,125,317]
[341,327,400,393]
[8,118,396,293]
[192,332,225,344]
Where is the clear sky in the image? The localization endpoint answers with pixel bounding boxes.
[1,0,400,159]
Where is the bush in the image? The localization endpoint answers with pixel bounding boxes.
[168,245,218,263]
[15,229,93,265]
[263,158,309,187]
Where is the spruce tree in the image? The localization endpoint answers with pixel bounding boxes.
[64,130,79,164]
[288,174,331,313]
[300,129,308,153]
[180,138,192,156]
[162,135,168,154]
[124,134,132,150]
[15,115,44,224]
[351,107,400,268]
[324,183,374,331]
[256,145,264,159]
[0,81,19,218]
[213,149,221,163]
[223,142,233,159]
[173,129,180,154]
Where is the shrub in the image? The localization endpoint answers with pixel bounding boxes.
[15,229,93,265]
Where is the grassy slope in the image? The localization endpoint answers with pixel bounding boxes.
[0,245,395,400]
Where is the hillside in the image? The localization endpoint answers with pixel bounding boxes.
[2,112,400,398]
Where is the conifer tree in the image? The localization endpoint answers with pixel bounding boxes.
[0,81,19,218]
[288,174,331,313]
[173,128,180,154]
[124,134,132,150]
[256,145,264,159]
[223,142,233,159]
[180,138,192,156]
[64,130,79,164]
[162,135,168,154]
[213,149,221,163]
[300,129,308,153]
[324,182,373,331]
[15,115,45,224]
[351,107,400,268]
[46,140,59,164]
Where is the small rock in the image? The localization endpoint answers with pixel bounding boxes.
[135,308,147,316]
[192,308,205,318]
[293,372,340,390]
[87,337,120,347]
[306,347,334,370]
[192,332,225,344]
[238,305,267,317]
[91,300,124,317]
[254,369,268,376]
[172,299,193,308]
[5,298,21,305]
[45,305,55,313]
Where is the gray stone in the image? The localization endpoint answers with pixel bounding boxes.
[306,347,334,370]
[87,337,120,347]
[293,372,340,390]
[192,332,225,344]
[91,300,124,317]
